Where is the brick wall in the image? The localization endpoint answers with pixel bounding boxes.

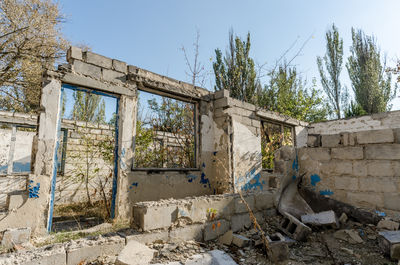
[299,128,400,212]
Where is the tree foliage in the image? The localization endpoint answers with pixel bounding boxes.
[0,0,68,113]
[71,90,106,124]
[213,30,259,104]
[317,24,347,119]
[257,65,328,123]
[347,28,396,114]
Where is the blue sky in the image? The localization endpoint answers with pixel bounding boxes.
[58,0,400,111]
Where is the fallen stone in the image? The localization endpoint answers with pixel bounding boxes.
[301,210,339,228]
[1,227,31,249]
[218,230,233,246]
[334,229,363,244]
[279,213,312,241]
[115,240,157,265]
[377,219,400,231]
[232,234,250,247]
[339,213,348,225]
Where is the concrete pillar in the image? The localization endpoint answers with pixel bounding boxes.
[114,94,137,220]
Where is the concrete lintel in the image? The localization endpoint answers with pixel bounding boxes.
[127,66,210,100]
[61,72,136,97]
[256,109,309,127]
[0,111,38,126]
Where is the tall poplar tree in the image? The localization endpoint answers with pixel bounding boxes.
[346,28,396,114]
[213,30,259,104]
[317,24,347,119]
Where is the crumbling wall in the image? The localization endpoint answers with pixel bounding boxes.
[299,126,400,213]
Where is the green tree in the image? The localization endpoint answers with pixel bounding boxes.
[213,30,260,104]
[317,24,347,119]
[344,100,367,118]
[258,64,328,122]
[71,90,106,124]
[347,28,396,114]
[0,0,68,113]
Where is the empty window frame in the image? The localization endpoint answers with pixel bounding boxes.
[261,120,294,170]
[134,90,197,169]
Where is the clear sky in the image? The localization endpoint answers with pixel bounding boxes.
[58,0,400,111]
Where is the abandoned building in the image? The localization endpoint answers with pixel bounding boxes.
[0,46,399,264]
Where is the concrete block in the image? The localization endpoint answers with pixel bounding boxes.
[208,250,238,265]
[377,219,400,231]
[125,230,169,244]
[347,192,384,208]
[66,236,124,265]
[278,213,311,241]
[169,224,204,242]
[203,220,230,241]
[365,144,400,160]
[332,160,353,175]
[299,147,331,161]
[359,177,398,193]
[352,161,368,177]
[214,89,229,99]
[384,194,400,211]
[267,232,289,262]
[102,69,126,83]
[234,195,255,214]
[73,60,102,79]
[275,146,294,161]
[331,147,364,160]
[367,160,394,177]
[307,135,319,147]
[112,59,127,73]
[219,230,233,245]
[379,231,400,260]
[301,210,339,228]
[115,240,157,265]
[321,134,341,148]
[394,128,400,144]
[335,176,359,191]
[7,191,27,210]
[23,243,67,265]
[1,227,31,248]
[356,129,394,144]
[190,196,235,223]
[214,97,230,109]
[83,51,112,69]
[133,204,177,231]
[254,192,274,211]
[67,46,82,62]
[232,234,250,247]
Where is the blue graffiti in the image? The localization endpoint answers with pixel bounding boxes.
[200,172,211,188]
[319,189,334,196]
[237,168,263,192]
[186,174,197,183]
[213,151,217,156]
[375,210,386,217]
[202,162,206,168]
[28,180,40,198]
[292,175,297,180]
[310,174,321,186]
[129,182,138,189]
[292,154,299,172]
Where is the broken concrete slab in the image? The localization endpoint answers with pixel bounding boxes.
[1,227,31,249]
[301,210,339,228]
[334,229,363,244]
[185,250,237,265]
[115,240,157,265]
[377,219,400,231]
[232,234,250,247]
[0,243,66,265]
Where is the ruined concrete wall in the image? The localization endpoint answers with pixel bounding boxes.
[309,110,400,135]
[298,127,400,213]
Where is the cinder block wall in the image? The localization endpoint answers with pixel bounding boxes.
[299,127,400,212]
